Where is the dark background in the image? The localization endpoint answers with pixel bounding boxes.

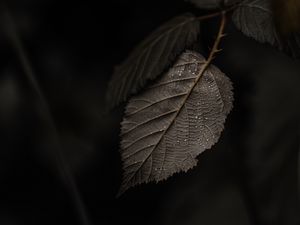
[0,0,300,225]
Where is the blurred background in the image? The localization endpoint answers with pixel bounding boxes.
[0,0,299,224]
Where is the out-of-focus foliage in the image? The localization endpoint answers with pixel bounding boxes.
[272,0,300,34]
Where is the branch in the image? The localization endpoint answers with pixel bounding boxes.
[196,4,238,21]
[206,11,227,61]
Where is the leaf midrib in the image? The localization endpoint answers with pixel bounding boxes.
[123,12,226,188]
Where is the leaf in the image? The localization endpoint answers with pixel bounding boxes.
[186,0,241,9]
[106,14,200,109]
[118,51,233,195]
[232,0,300,58]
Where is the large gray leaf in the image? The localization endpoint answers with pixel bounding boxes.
[106,14,200,109]
[187,0,241,9]
[232,0,300,58]
[119,51,233,195]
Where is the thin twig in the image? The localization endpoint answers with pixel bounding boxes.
[196,11,224,21]
[2,8,92,225]
[196,4,238,21]
[205,11,227,61]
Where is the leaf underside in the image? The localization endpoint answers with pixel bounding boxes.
[106,13,200,109]
[187,0,241,9]
[232,0,300,58]
[119,51,233,195]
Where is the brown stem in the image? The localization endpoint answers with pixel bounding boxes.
[196,4,237,21]
[206,11,227,61]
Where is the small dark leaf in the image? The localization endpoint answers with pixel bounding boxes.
[118,51,233,195]
[232,0,300,58]
[186,0,241,9]
[106,14,200,109]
